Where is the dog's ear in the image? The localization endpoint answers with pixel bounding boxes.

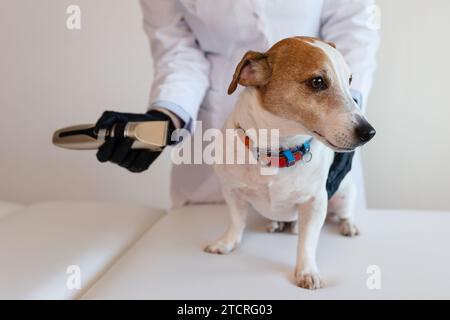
[227,51,271,95]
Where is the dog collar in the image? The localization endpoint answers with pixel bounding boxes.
[241,130,313,168]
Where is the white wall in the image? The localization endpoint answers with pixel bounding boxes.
[0,0,449,211]
[364,0,450,210]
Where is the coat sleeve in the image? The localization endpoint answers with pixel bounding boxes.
[140,0,210,129]
[320,0,380,110]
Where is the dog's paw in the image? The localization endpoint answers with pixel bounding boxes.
[204,241,236,255]
[267,221,298,234]
[339,219,359,237]
[267,221,286,233]
[295,272,324,290]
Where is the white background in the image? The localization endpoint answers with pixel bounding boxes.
[1,0,449,211]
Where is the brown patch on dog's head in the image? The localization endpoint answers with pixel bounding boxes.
[228,36,375,151]
[293,36,336,49]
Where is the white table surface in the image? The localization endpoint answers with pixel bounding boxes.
[83,205,450,299]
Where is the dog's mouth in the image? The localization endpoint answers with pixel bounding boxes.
[313,131,355,152]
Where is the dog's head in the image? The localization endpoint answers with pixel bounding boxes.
[228,36,376,152]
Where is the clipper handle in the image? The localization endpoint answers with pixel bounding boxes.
[52,121,169,151]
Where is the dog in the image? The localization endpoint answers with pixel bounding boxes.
[204,36,376,290]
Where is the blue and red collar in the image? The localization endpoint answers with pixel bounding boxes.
[242,132,313,168]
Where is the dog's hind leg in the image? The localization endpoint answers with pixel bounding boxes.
[205,188,248,255]
[328,174,359,237]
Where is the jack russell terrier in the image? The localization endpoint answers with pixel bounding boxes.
[205,36,376,289]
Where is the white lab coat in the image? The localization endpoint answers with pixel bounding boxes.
[140,0,379,208]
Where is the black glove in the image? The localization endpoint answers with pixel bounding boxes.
[326,152,355,199]
[95,110,178,173]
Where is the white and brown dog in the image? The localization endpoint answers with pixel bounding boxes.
[204,37,376,289]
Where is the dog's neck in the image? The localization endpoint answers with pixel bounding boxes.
[232,88,313,149]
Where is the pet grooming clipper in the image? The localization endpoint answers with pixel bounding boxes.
[52,121,169,151]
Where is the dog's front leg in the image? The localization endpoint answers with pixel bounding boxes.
[205,188,248,255]
[295,192,327,289]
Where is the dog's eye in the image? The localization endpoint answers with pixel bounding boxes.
[309,76,328,91]
[349,75,353,85]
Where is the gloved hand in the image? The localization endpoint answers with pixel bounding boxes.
[95,110,178,172]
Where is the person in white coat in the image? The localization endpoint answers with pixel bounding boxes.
[95,0,379,208]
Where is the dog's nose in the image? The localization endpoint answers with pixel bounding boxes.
[355,121,376,143]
